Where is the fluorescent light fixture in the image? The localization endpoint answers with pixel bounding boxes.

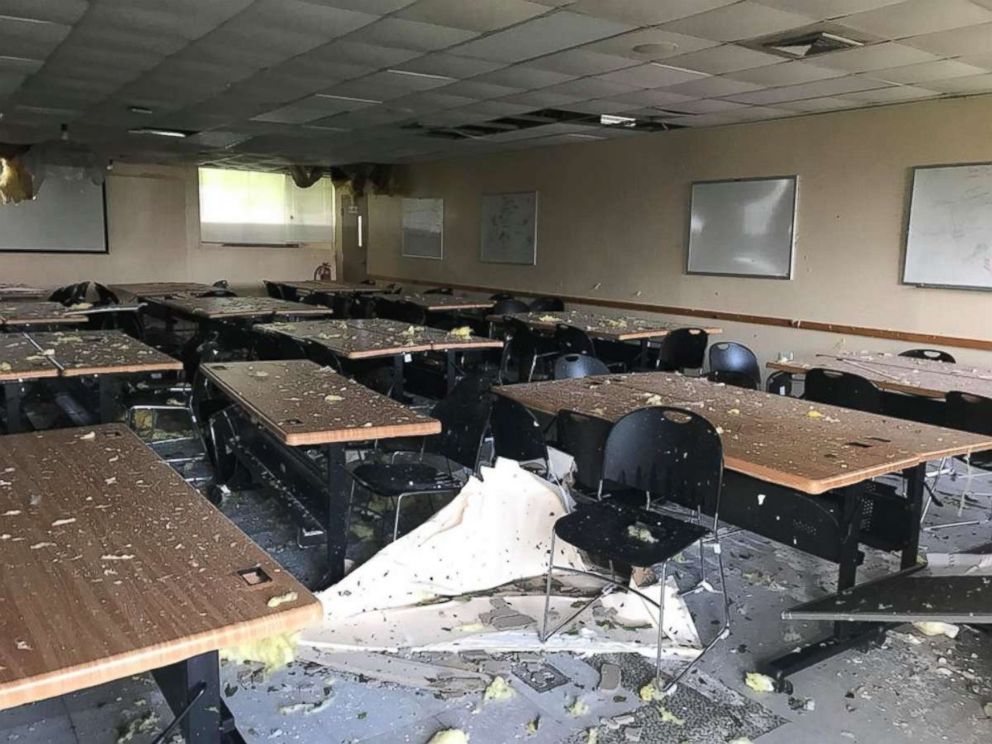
[385,69,456,82]
[128,105,154,115]
[600,114,637,127]
[314,93,382,104]
[0,13,56,24]
[128,127,190,138]
[650,62,709,77]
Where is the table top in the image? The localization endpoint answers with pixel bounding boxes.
[0,302,87,328]
[377,293,495,312]
[0,425,321,710]
[200,360,442,446]
[767,352,992,400]
[0,331,179,381]
[491,310,723,342]
[255,319,502,360]
[154,296,333,321]
[0,285,47,301]
[269,280,380,295]
[494,373,992,495]
[106,282,215,299]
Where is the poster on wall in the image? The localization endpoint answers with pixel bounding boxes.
[480,191,537,265]
[401,197,443,259]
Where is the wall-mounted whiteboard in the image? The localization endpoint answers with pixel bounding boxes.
[904,163,992,290]
[480,191,537,265]
[687,177,796,279]
[401,197,443,259]
[0,175,107,254]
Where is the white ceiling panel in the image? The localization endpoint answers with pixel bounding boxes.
[498,88,586,106]
[451,11,633,62]
[530,49,641,75]
[902,22,992,57]
[597,62,710,88]
[806,42,939,72]
[472,65,577,89]
[924,73,992,93]
[439,79,523,99]
[298,0,417,13]
[0,56,43,74]
[727,60,847,85]
[395,0,550,32]
[580,28,719,60]
[665,97,749,114]
[840,83,937,102]
[604,88,700,106]
[253,95,377,124]
[663,44,785,74]
[569,0,738,26]
[562,97,645,113]
[347,17,479,51]
[662,75,765,97]
[541,76,640,98]
[838,0,992,40]
[776,95,857,111]
[394,53,507,78]
[389,91,477,111]
[306,40,423,68]
[723,73,887,103]
[750,0,904,18]
[862,59,989,84]
[0,0,88,24]
[660,2,816,43]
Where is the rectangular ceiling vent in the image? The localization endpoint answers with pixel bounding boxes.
[761,30,862,59]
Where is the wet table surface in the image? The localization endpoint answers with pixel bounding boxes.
[152,296,333,321]
[375,293,495,312]
[768,352,992,399]
[495,372,992,495]
[255,319,502,359]
[200,359,441,446]
[0,302,86,329]
[490,310,723,341]
[0,424,321,710]
[0,331,180,380]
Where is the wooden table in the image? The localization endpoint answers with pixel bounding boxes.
[491,310,723,342]
[495,372,992,687]
[0,425,321,741]
[255,319,502,394]
[0,285,47,301]
[0,302,86,330]
[768,352,992,400]
[267,279,380,296]
[0,330,181,433]
[153,296,333,322]
[106,282,215,300]
[200,360,440,584]
[378,293,494,312]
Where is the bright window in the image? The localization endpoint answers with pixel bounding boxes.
[198,167,335,246]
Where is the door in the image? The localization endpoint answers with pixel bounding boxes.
[339,193,368,282]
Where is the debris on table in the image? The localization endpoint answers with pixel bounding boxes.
[427,729,469,744]
[744,672,776,693]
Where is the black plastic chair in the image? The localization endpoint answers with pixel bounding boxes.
[803,368,883,414]
[375,297,425,324]
[491,397,550,476]
[945,392,992,470]
[708,342,760,387]
[263,281,284,299]
[492,298,530,316]
[706,369,758,390]
[766,370,794,396]
[554,324,596,357]
[501,317,558,383]
[346,375,494,540]
[556,409,611,494]
[900,348,956,364]
[553,354,609,380]
[48,281,90,306]
[540,407,728,693]
[655,328,708,373]
[490,293,515,301]
[529,296,564,312]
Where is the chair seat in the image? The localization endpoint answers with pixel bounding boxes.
[349,462,460,498]
[554,501,709,567]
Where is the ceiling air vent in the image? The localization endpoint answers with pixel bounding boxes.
[761,31,862,59]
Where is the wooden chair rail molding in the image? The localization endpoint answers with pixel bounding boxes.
[368,274,992,353]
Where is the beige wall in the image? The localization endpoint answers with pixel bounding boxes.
[367,93,992,369]
[0,163,335,293]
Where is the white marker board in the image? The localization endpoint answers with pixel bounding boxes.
[0,174,107,254]
[687,177,796,279]
[480,191,537,265]
[904,163,992,290]
[401,197,443,259]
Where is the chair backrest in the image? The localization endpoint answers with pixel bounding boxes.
[554,324,595,356]
[708,341,760,384]
[491,397,548,464]
[529,296,564,312]
[492,298,530,316]
[766,370,793,396]
[48,281,89,306]
[602,407,723,515]
[657,328,708,372]
[557,409,611,491]
[92,283,120,306]
[375,298,424,324]
[803,368,883,414]
[430,375,494,472]
[554,353,609,380]
[424,286,453,295]
[900,348,956,363]
[945,391,992,469]
[706,369,758,390]
[490,292,515,301]
[263,281,283,299]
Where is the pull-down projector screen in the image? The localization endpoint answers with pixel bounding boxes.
[0,175,108,254]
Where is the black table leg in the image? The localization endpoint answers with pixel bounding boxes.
[321,444,348,588]
[4,381,23,434]
[445,350,457,393]
[393,354,405,401]
[98,376,122,423]
[152,651,244,743]
[901,463,925,570]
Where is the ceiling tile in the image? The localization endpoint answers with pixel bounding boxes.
[322,72,451,100]
[750,0,912,19]
[840,83,937,102]
[0,70,26,97]
[663,44,785,74]
[569,0,739,25]
[0,0,88,24]
[389,91,478,111]
[395,0,550,32]
[439,79,523,99]
[580,28,719,61]
[451,11,633,62]
[253,95,377,124]
[776,95,857,110]
[563,97,646,113]
[806,41,938,72]
[530,49,641,75]
[394,53,506,78]
[727,60,846,85]
[664,97,749,114]
[924,73,992,93]
[472,65,577,89]
[498,88,586,106]
[660,2,816,43]
[657,111,737,127]
[902,22,992,57]
[604,88,700,106]
[347,17,479,51]
[837,0,992,40]
[862,59,989,84]
[597,62,709,88]
[0,17,71,58]
[306,41,423,68]
[0,56,43,74]
[541,76,640,98]
[722,73,886,102]
[662,75,765,97]
[300,0,417,13]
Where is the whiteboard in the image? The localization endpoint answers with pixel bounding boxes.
[480,191,537,265]
[401,197,443,259]
[687,177,796,279]
[904,163,992,290]
[0,174,107,254]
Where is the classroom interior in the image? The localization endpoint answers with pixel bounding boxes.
[1,1,992,743]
